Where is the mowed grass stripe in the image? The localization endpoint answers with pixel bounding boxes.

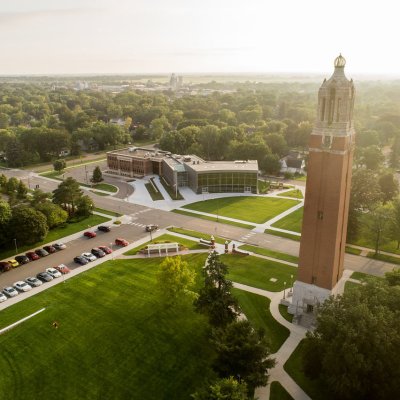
[183,196,300,224]
[271,207,303,233]
[0,254,215,400]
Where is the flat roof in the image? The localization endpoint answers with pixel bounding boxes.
[107,147,168,160]
[184,158,258,173]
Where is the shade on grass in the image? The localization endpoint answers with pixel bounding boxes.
[232,289,289,353]
[271,207,303,233]
[0,254,215,400]
[239,244,298,264]
[221,255,297,292]
[182,196,300,224]
[0,214,110,260]
[278,304,293,323]
[270,381,294,400]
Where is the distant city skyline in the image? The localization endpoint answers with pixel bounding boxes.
[1,0,398,76]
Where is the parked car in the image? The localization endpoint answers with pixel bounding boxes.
[35,249,49,257]
[37,272,53,282]
[3,286,18,297]
[53,243,67,250]
[91,248,106,258]
[25,277,43,287]
[84,231,97,238]
[82,252,97,262]
[98,225,111,232]
[0,261,12,273]
[145,224,159,232]
[74,256,89,265]
[14,281,32,292]
[15,255,30,264]
[43,245,56,254]
[26,252,40,261]
[115,238,129,247]
[46,267,62,278]
[0,292,7,302]
[55,264,70,274]
[98,245,112,254]
[8,259,20,268]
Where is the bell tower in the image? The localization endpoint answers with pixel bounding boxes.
[289,55,356,315]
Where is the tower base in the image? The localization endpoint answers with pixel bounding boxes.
[288,281,334,315]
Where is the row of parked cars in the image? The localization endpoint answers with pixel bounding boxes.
[0,243,67,274]
[0,264,70,302]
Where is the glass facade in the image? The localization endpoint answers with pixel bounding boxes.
[197,172,257,193]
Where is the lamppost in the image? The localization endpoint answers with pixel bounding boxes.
[149,228,153,242]
[13,238,18,255]
[283,281,287,299]
[85,165,89,184]
[289,274,294,293]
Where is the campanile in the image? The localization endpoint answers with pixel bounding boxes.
[289,55,355,315]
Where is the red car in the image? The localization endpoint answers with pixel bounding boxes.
[0,262,12,273]
[55,264,71,274]
[99,245,113,254]
[84,231,97,238]
[115,238,129,247]
[26,252,40,261]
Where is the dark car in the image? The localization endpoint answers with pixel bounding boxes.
[15,255,30,265]
[84,231,97,239]
[0,262,12,273]
[35,249,49,257]
[26,252,40,261]
[99,245,113,254]
[98,225,111,232]
[43,245,56,254]
[74,256,89,265]
[91,248,106,258]
[36,272,54,282]
[145,224,159,232]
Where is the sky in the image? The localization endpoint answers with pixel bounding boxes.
[0,0,399,75]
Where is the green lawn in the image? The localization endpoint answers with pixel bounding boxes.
[124,234,205,255]
[345,246,362,255]
[39,170,63,180]
[278,189,303,199]
[0,254,215,400]
[271,207,303,233]
[173,209,255,229]
[278,304,294,323]
[270,381,294,400]
[182,196,300,224]
[258,180,270,194]
[265,229,301,241]
[90,190,110,196]
[344,281,361,292]
[159,177,184,200]
[93,207,122,217]
[145,179,165,201]
[351,271,383,282]
[0,214,109,260]
[221,255,297,292]
[366,252,400,265]
[167,227,228,245]
[239,244,298,264]
[232,289,290,353]
[92,183,118,193]
[284,340,330,400]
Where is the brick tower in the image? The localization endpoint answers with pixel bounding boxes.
[289,55,356,315]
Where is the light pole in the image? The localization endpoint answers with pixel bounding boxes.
[283,281,287,299]
[289,274,294,293]
[149,228,153,242]
[13,238,18,255]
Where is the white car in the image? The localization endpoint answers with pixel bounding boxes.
[3,286,18,297]
[25,277,43,287]
[82,252,97,262]
[0,292,7,302]
[53,243,67,250]
[46,267,62,278]
[14,281,33,292]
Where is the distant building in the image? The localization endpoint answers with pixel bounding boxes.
[169,73,183,90]
[106,147,258,194]
[280,152,306,175]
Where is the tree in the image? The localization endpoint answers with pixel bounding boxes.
[192,377,249,400]
[389,198,400,249]
[0,174,7,193]
[378,172,399,203]
[52,177,83,217]
[53,159,66,172]
[36,202,68,228]
[8,206,48,245]
[157,256,196,305]
[0,200,12,245]
[194,251,239,327]
[264,133,288,157]
[17,180,28,200]
[76,195,94,217]
[261,153,281,175]
[385,269,400,286]
[212,320,275,395]
[360,145,384,170]
[30,189,51,206]
[6,177,19,195]
[303,280,400,400]
[91,166,103,183]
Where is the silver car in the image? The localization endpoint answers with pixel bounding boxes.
[3,286,18,297]
[14,281,32,292]
[25,277,43,287]
[0,292,7,302]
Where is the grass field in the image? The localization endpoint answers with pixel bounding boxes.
[92,183,118,193]
[93,207,122,217]
[270,381,294,400]
[265,229,301,241]
[278,304,294,323]
[239,244,298,264]
[182,197,300,224]
[271,207,303,233]
[172,209,255,229]
[167,227,228,245]
[278,189,303,199]
[366,252,400,265]
[232,289,289,353]
[0,254,216,400]
[221,255,297,292]
[159,177,183,200]
[0,214,109,260]
[145,178,164,200]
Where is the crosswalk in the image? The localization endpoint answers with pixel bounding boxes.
[127,221,147,228]
[239,231,256,242]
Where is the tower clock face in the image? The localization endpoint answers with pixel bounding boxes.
[322,135,332,149]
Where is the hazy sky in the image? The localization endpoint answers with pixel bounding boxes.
[0,0,398,75]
